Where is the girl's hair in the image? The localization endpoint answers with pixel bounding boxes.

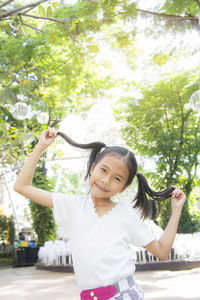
[57,131,174,219]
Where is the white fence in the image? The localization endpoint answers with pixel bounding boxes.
[38,241,189,267]
[132,247,185,264]
[38,230,200,267]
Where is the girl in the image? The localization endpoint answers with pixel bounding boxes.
[14,128,186,300]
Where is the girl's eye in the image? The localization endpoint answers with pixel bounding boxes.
[100,168,106,172]
[114,177,121,182]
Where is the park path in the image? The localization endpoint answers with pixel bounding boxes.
[0,266,200,299]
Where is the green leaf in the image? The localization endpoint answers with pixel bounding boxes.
[86,36,94,43]
[87,44,100,53]
[47,6,52,18]
[52,2,59,8]
[152,53,170,66]
[38,4,46,17]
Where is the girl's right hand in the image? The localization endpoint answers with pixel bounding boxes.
[37,128,57,150]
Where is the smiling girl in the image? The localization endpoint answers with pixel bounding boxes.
[14,128,186,300]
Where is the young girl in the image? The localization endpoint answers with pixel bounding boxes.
[14,128,186,300]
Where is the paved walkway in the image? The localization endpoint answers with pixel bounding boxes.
[0,266,200,300]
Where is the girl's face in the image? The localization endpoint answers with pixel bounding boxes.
[89,154,129,200]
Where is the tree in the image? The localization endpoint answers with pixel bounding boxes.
[1,0,199,37]
[115,71,200,232]
[30,165,57,246]
[0,215,15,247]
[0,0,139,244]
[0,0,140,174]
[160,0,200,16]
[0,0,138,39]
[52,165,88,195]
[132,0,199,36]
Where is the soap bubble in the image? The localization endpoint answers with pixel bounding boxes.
[36,112,49,124]
[12,102,28,120]
[189,90,200,113]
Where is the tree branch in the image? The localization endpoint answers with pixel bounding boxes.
[22,6,38,15]
[173,89,186,172]
[137,8,198,21]
[0,0,14,9]
[62,23,79,42]
[9,22,24,35]
[163,106,173,168]
[21,13,80,43]
[18,13,44,33]
[81,0,100,3]
[0,0,48,19]
[22,13,68,24]
[21,21,44,33]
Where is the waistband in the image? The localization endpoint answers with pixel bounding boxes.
[80,275,137,300]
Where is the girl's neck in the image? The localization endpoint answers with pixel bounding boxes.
[91,194,112,207]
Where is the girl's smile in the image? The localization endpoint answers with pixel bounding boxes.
[95,183,110,193]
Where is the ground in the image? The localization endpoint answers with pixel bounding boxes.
[0,266,199,299]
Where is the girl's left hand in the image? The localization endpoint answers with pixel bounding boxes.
[171,186,186,211]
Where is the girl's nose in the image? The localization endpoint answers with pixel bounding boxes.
[101,175,110,185]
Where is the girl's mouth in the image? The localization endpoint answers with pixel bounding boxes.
[95,183,109,193]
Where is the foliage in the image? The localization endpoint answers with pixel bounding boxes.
[1,0,199,36]
[0,247,15,266]
[0,0,138,39]
[136,0,200,35]
[0,248,15,258]
[52,164,89,195]
[160,0,200,17]
[0,215,7,245]
[0,257,14,266]
[159,193,200,233]
[0,1,141,248]
[0,215,15,245]
[115,71,200,232]
[158,0,200,32]
[29,165,57,246]
[7,216,15,244]
[0,0,139,178]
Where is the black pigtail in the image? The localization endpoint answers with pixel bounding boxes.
[57,132,105,150]
[85,146,105,180]
[133,173,175,220]
[57,131,106,180]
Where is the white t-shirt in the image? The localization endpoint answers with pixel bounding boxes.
[52,193,155,290]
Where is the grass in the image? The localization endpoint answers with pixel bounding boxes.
[0,256,14,266]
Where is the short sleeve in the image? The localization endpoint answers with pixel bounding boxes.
[126,205,156,247]
[52,193,81,236]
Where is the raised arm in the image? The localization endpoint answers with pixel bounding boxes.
[14,128,57,208]
[144,187,186,261]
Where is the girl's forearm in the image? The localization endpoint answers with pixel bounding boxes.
[158,208,182,259]
[14,144,44,192]
[145,189,185,261]
[13,129,57,208]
